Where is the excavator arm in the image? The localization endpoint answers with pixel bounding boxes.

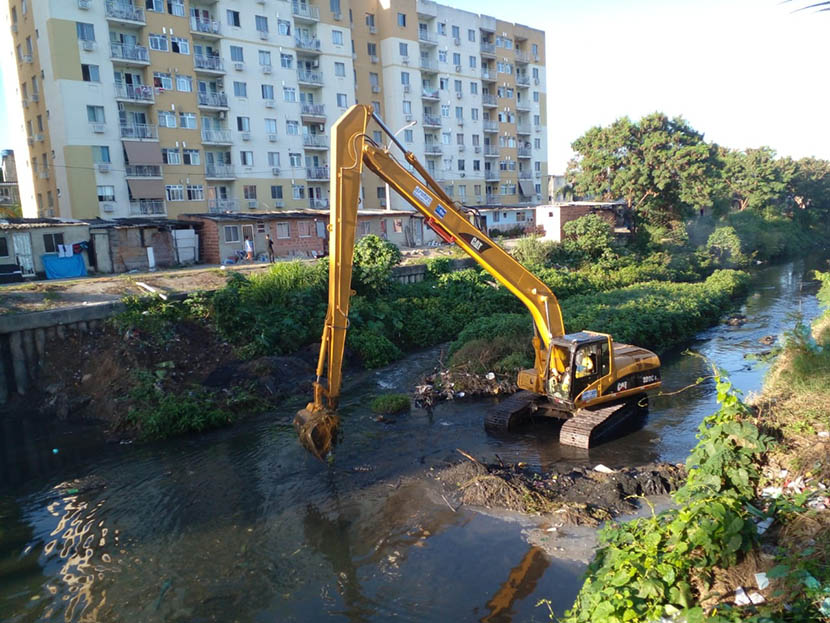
[295,105,564,457]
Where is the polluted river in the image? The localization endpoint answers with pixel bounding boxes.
[0,258,825,623]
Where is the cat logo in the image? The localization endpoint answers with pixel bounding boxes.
[470,236,483,251]
[616,380,628,392]
[458,232,492,254]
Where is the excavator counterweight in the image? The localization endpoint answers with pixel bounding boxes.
[295,105,661,458]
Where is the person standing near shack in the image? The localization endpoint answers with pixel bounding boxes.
[244,235,254,262]
[265,234,275,263]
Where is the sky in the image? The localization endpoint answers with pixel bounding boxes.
[1,0,829,174]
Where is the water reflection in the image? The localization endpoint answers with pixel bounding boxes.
[481,546,550,623]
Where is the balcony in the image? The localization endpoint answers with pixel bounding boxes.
[518,171,532,180]
[480,42,496,57]
[130,199,166,215]
[201,128,233,144]
[485,170,499,181]
[120,123,158,139]
[516,75,530,86]
[297,69,324,86]
[483,145,499,156]
[306,166,329,180]
[419,59,439,72]
[300,103,326,121]
[292,2,320,22]
[515,50,530,64]
[516,124,531,134]
[105,1,145,26]
[194,54,225,74]
[485,193,496,204]
[516,100,531,112]
[190,16,221,38]
[481,69,495,81]
[110,42,150,65]
[197,91,229,109]
[483,121,498,132]
[114,83,155,104]
[37,169,50,180]
[205,164,235,179]
[207,198,239,213]
[517,148,531,158]
[424,144,442,155]
[295,37,321,53]
[125,165,162,177]
[309,198,328,209]
[423,114,441,127]
[418,31,437,45]
[481,94,497,107]
[417,0,438,18]
[421,87,439,100]
[302,134,329,149]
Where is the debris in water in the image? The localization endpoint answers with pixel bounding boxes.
[593,464,615,474]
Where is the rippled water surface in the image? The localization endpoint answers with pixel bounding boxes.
[0,259,824,622]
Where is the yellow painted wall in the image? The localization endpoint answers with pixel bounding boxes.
[63,146,98,219]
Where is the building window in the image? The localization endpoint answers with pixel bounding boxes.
[471,108,479,120]
[292,185,305,199]
[286,120,299,135]
[271,185,283,199]
[0,237,7,258]
[146,0,163,11]
[399,42,408,57]
[289,152,302,167]
[179,112,197,129]
[43,233,65,253]
[158,110,177,128]
[265,118,277,134]
[452,52,461,66]
[186,184,204,200]
[243,185,257,199]
[367,42,377,57]
[267,151,280,167]
[162,148,180,165]
[86,105,105,123]
[468,28,476,42]
[262,84,275,100]
[279,53,293,69]
[230,46,244,62]
[149,33,168,51]
[167,0,185,16]
[404,129,414,142]
[92,146,110,163]
[153,72,173,90]
[166,185,185,201]
[227,10,241,27]
[336,93,348,107]
[183,149,200,165]
[255,15,269,33]
[278,19,291,35]
[76,22,95,41]
[81,64,100,82]
[276,222,290,239]
[334,62,345,77]
[365,13,375,27]
[240,151,254,166]
[224,225,240,243]
[283,87,297,102]
[402,100,411,115]
[233,81,247,97]
[397,12,406,27]
[259,50,272,66]
[96,185,115,202]
[298,221,312,237]
[171,37,190,54]
[332,30,344,45]
[439,50,447,63]
[176,75,193,92]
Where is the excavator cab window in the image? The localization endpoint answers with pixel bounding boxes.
[571,341,607,398]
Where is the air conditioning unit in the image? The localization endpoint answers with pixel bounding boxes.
[333,11,342,20]
[474,146,481,153]
[97,163,111,173]
[271,166,281,175]
[91,123,106,133]
[268,134,277,142]
[369,25,377,34]
[241,132,251,140]
[34,133,44,142]
[534,126,540,132]
[533,78,539,85]
[233,62,245,71]
[311,60,319,68]
[370,55,378,64]
[22,54,33,62]
[261,65,272,74]
[402,56,410,65]
[458,119,464,126]
[216,77,224,87]
[11,23,17,32]
[379,198,387,207]
[21,99,28,109]
[455,65,462,72]
[218,111,226,119]
[274,200,284,207]
[101,203,115,213]
[81,40,95,51]
[455,91,462,99]
[460,172,466,177]
[403,84,410,93]
[264,99,275,108]
[248,199,258,209]
[30,93,39,102]
[371,85,380,93]
[458,145,465,152]
[454,37,461,45]
[258,31,269,40]
[78,0,91,8]
[405,114,413,122]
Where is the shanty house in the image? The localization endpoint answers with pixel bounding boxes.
[0,218,91,281]
[535,201,626,242]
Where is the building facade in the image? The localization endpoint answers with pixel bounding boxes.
[4,0,546,221]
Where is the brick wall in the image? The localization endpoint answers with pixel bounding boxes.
[108,227,176,272]
[272,219,325,258]
[199,219,221,264]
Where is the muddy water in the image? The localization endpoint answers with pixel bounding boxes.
[0,259,824,623]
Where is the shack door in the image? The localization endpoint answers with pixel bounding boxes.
[12,232,34,276]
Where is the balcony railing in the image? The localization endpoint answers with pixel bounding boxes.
[423,114,441,126]
[37,169,50,179]
[483,121,498,132]
[515,51,530,64]
[295,37,321,52]
[197,91,229,108]
[201,128,232,143]
[306,166,329,180]
[302,134,328,148]
[517,148,531,158]
[308,198,327,209]
[292,2,320,21]
[110,42,150,63]
[481,69,494,80]
[125,165,162,177]
[483,145,499,156]
[481,94,497,107]
[516,75,530,86]
[208,198,239,213]
[205,164,235,179]
[485,170,499,181]
[518,171,532,180]
[424,144,442,155]
[194,55,224,72]
[297,69,324,84]
[114,83,154,102]
[190,16,221,36]
[480,42,496,55]
[516,100,531,111]
[130,199,165,215]
[421,87,439,99]
[485,193,496,204]
[420,59,439,72]
[300,103,326,118]
[418,31,437,44]
[105,1,145,23]
[120,123,158,139]
[516,124,531,134]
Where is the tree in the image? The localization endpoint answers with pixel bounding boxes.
[787,157,830,231]
[567,113,720,225]
[562,214,614,259]
[718,146,794,213]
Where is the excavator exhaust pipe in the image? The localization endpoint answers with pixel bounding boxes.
[294,405,340,460]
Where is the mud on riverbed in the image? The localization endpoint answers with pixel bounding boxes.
[431,455,686,526]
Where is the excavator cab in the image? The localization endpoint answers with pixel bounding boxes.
[546,332,612,409]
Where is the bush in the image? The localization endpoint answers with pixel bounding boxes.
[706,226,750,267]
[353,234,402,293]
[511,235,558,271]
[424,256,453,278]
[370,393,411,414]
[563,214,614,259]
[347,329,403,368]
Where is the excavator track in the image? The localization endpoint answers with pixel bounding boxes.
[484,391,538,433]
[559,395,645,449]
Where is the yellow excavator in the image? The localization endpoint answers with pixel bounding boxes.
[295,105,661,458]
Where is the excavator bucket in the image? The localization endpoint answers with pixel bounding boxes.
[294,404,340,460]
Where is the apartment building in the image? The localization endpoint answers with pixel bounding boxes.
[5,0,546,220]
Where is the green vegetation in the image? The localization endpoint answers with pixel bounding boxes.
[370,394,411,415]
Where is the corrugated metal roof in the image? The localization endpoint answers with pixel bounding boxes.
[182,209,413,222]
[0,218,89,230]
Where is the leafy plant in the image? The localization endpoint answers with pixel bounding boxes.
[563,214,615,259]
[352,234,403,293]
[370,393,411,414]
